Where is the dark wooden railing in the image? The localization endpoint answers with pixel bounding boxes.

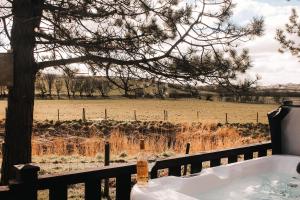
[0,142,272,200]
[151,142,271,178]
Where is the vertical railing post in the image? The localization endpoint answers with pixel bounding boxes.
[190,161,202,174]
[116,173,131,200]
[166,110,168,121]
[183,143,190,176]
[0,108,8,184]
[82,108,86,122]
[104,108,107,120]
[10,164,40,200]
[150,166,158,179]
[0,143,7,185]
[104,142,110,197]
[134,110,137,121]
[5,107,8,122]
[163,110,168,121]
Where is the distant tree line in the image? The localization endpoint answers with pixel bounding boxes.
[31,72,300,104]
[35,71,171,99]
[36,73,113,99]
[0,71,297,104]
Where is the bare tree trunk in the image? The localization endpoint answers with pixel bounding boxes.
[1,0,43,184]
[65,80,71,99]
[124,88,129,97]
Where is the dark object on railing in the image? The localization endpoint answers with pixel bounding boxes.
[0,142,271,200]
[183,143,191,176]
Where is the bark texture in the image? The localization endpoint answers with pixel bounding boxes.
[1,0,43,184]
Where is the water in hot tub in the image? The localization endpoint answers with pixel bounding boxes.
[196,172,300,200]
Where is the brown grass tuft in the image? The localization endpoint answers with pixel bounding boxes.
[32,124,268,157]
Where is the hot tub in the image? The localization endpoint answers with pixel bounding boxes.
[131,155,300,200]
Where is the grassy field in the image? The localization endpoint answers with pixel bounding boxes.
[0,99,277,123]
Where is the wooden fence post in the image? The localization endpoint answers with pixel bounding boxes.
[164,110,168,121]
[5,107,8,120]
[104,142,110,197]
[166,110,168,121]
[183,143,191,176]
[256,112,259,124]
[134,110,137,121]
[82,108,86,122]
[10,164,40,200]
[225,113,228,124]
[57,109,60,121]
[197,111,199,120]
[104,108,107,120]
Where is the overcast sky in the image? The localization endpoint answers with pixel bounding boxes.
[47,0,300,86]
[233,0,300,86]
[1,0,299,86]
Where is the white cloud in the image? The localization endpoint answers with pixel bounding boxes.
[233,0,300,85]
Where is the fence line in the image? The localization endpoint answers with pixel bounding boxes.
[0,106,267,123]
[48,108,266,123]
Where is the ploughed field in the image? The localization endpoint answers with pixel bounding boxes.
[0,99,277,123]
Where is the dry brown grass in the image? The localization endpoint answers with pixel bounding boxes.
[32,123,268,157]
[0,99,277,123]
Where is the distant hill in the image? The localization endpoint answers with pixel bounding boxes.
[259,83,300,91]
